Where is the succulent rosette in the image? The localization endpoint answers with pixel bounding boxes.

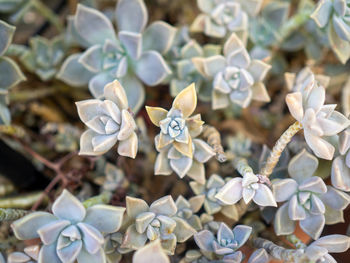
[11,190,125,263]
[20,36,66,81]
[175,195,204,231]
[190,174,240,220]
[104,232,131,263]
[76,80,138,157]
[332,126,350,191]
[191,0,262,40]
[0,20,25,125]
[304,234,350,263]
[58,0,175,112]
[121,196,196,254]
[147,84,215,183]
[194,223,252,262]
[193,33,271,109]
[273,149,350,239]
[216,172,277,207]
[311,0,350,63]
[286,73,350,160]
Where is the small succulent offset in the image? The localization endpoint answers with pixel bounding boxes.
[76,79,138,158]
[20,36,66,81]
[0,20,25,125]
[11,190,125,263]
[102,162,129,192]
[286,70,350,160]
[273,149,350,239]
[304,234,350,263]
[191,0,262,41]
[332,126,350,191]
[58,0,175,112]
[121,196,196,254]
[166,28,220,100]
[147,84,215,183]
[193,33,271,109]
[104,232,131,263]
[175,195,204,231]
[190,174,240,220]
[194,223,252,262]
[7,245,40,263]
[215,170,277,208]
[311,0,350,63]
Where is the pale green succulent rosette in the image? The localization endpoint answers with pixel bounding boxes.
[121,196,196,255]
[193,33,271,110]
[0,20,25,124]
[11,190,125,263]
[273,150,350,239]
[76,80,138,158]
[147,84,216,183]
[20,36,66,81]
[311,0,350,63]
[286,71,350,160]
[191,0,262,41]
[58,0,175,113]
[175,195,204,231]
[194,223,252,263]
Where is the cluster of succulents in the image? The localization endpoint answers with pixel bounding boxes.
[1,0,350,262]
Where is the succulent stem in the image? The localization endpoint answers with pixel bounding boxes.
[0,192,47,209]
[253,237,308,262]
[260,121,302,177]
[202,125,227,162]
[0,208,28,221]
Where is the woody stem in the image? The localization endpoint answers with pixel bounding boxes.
[260,121,302,177]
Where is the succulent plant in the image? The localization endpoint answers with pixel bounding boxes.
[175,195,204,231]
[190,174,240,220]
[11,189,125,263]
[165,28,220,101]
[249,1,290,47]
[215,171,277,208]
[58,1,175,112]
[332,126,350,191]
[147,84,215,183]
[0,20,25,125]
[20,36,66,81]
[193,33,271,109]
[311,0,350,63]
[101,162,129,192]
[104,232,131,263]
[194,222,252,262]
[191,0,262,40]
[133,240,170,263]
[121,196,196,254]
[76,79,138,158]
[304,234,350,263]
[273,149,350,239]
[286,71,350,160]
[7,246,40,263]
